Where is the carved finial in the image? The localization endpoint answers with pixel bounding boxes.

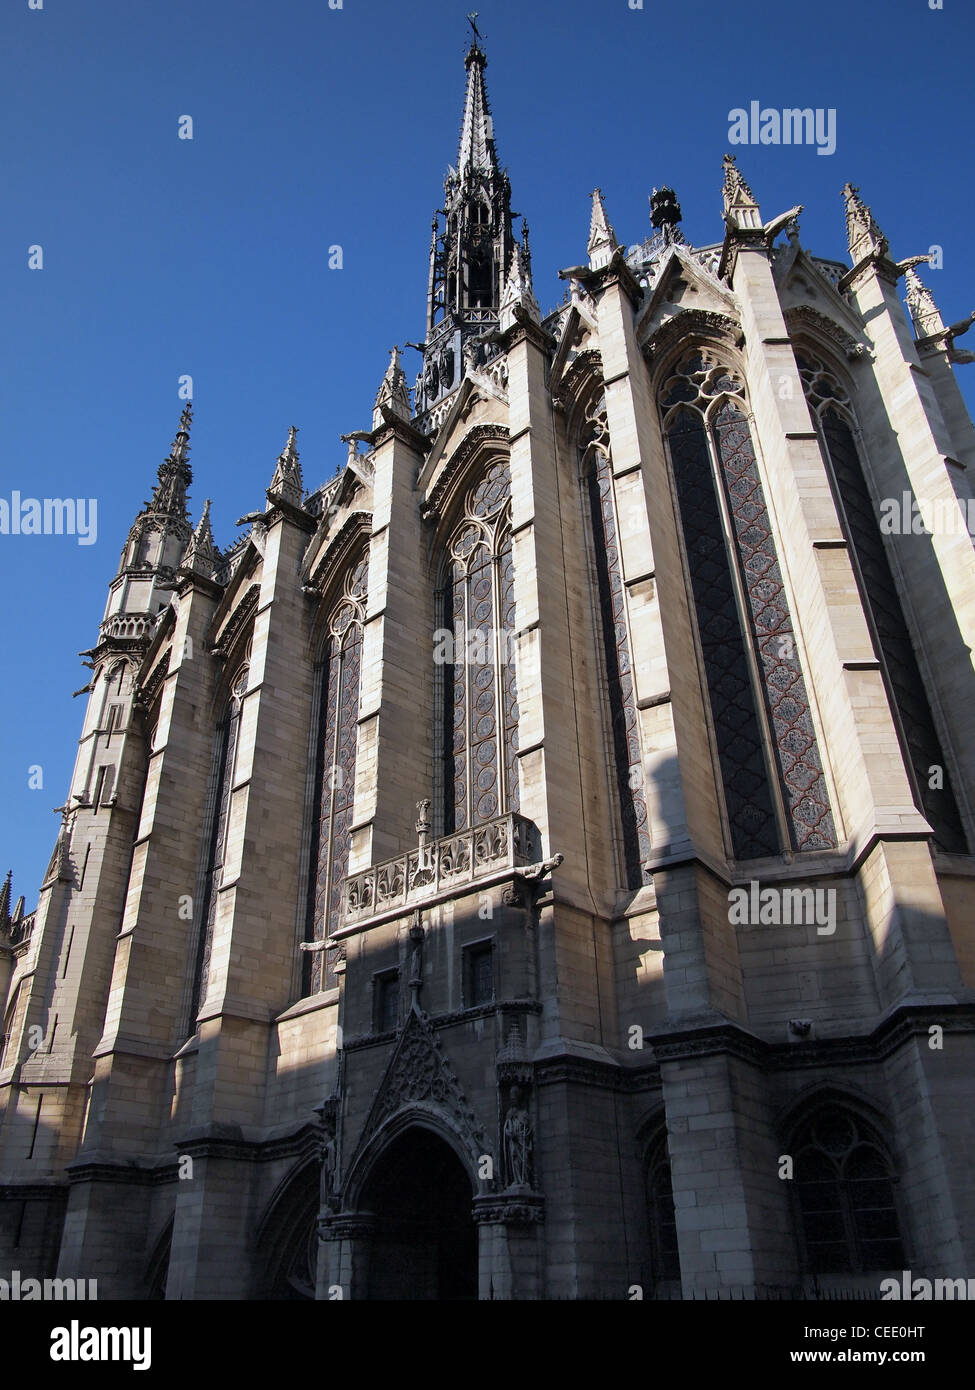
[415,799,432,836]
[499,242,540,332]
[722,153,761,229]
[904,267,945,339]
[170,402,193,464]
[372,346,411,428]
[267,425,304,507]
[182,498,216,575]
[842,182,889,263]
[587,188,619,271]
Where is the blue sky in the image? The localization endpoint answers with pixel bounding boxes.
[2,0,973,898]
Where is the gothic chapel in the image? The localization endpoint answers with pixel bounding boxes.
[3,37,975,1299]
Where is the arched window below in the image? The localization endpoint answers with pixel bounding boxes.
[792,1107,905,1275]
[645,1132,681,1284]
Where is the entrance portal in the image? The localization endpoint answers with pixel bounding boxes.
[359,1127,478,1300]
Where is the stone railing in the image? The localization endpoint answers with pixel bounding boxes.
[99,611,155,643]
[342,813,540,926]
[9,912,35,948]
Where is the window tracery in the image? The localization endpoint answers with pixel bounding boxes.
[438,457,519,833]
[304,559,368,994]
[659,349,836,857]
[580,392,651,886]
[791,1106,905,1275]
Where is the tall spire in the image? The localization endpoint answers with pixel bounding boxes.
[419,29,519,417]
[457,36,498,181]
[842,183,889,263]
[149,403,193,518]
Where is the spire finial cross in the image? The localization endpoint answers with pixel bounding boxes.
[467,11,481,42]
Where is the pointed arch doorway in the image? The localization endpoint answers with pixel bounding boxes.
[358,1126,478,1300]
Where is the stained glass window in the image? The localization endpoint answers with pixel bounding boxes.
[438,458,520,833]
[798,354,966,854]
[581,393,651,887]
[792,1108,904,1274]
[192,664,248,1019]
[660,350,836,857]
[304,560,368,995]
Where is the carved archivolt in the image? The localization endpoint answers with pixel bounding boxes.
[422,423,510,528]
[344,1009,488,1199]
[784,305,868,362]
[643,309,742,368]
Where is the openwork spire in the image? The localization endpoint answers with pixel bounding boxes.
[267,425,304,507]
[457,36,497,180]
[722,154,761,229]
[150,403,193,518]
[587,188,619,271]
[842,183,889,263]
[182,498,217,575]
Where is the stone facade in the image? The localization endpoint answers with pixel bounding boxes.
[2,41,975,1300]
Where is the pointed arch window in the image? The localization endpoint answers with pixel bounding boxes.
[437,458,519,833]
[659,350,836,858]
[304,560,368,994]
[791,1106,905,1275]
[192,664,248,1018]
[580,392,651,887]
[645,1130,680,1284]
[798,353,966,853]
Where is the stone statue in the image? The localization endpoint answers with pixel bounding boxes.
[503,1084,533,1189]
[318,1104,338,1211]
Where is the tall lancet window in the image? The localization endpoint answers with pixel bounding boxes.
[798,353,966,853]
[580,392,651,887]
[304,560,368,994]
[193,664,248,1019]
[438,457,519,833]
[660,349,836,858]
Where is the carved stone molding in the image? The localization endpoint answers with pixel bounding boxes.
[472,1192,545,1225]
[421,423,510,525]
[551,348,603,418]
[642,310,743,367]
[346,1007,488,1183]
[784,305,868,362]
[210,583,259,660]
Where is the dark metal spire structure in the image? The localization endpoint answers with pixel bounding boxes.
[416,27,520,417]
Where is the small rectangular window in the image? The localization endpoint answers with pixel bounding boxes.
[374,970,399,1034]
[464,941,494,1007]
